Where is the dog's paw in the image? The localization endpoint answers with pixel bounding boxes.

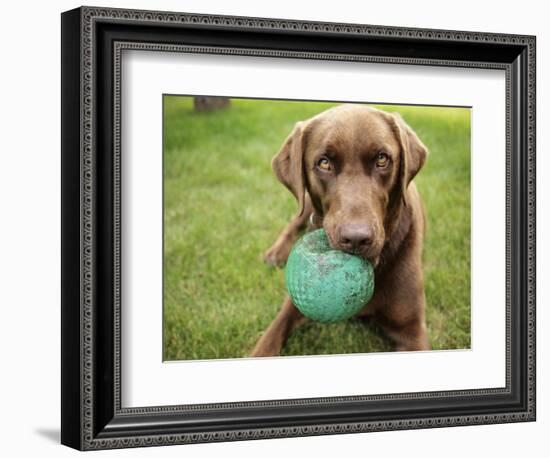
[250,341,282,357]
[263,243,290,267]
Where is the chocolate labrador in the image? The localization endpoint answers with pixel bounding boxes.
[252,104,431,356]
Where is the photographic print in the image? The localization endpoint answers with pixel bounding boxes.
[162,96,471,361]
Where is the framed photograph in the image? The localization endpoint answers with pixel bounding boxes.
[61,6,536,450]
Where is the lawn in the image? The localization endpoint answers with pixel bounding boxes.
[163,96,471,360]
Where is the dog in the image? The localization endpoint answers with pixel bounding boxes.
[252,104,430,356]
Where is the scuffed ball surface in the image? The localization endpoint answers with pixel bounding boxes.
[285,229,375,323]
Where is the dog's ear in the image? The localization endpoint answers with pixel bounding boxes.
[271,121,309,215]
[390,112,429,206]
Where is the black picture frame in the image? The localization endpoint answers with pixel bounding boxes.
[61,6,536,450]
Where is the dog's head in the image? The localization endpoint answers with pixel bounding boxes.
[272,104,428,264]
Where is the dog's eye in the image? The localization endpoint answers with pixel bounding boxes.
[376,152,389,168]
[316,157,332,172]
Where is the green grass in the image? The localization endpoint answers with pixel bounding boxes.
[163,97,471,360]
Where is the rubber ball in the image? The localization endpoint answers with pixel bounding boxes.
[285,229,375,323]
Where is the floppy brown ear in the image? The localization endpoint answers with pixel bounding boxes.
[271,121,308,215]
[390,112,429,206]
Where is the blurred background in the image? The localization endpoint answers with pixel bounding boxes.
[163,96,471,360]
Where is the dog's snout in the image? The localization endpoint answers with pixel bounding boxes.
[338,224,374,253]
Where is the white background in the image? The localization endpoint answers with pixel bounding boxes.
[0,0,546,457]
[123,52,506,406]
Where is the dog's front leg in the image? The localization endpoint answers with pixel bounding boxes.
[263,196,313,267]
[251,297,306,357]
[380,315,431,351]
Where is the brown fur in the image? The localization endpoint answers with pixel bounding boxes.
[253,105,430,356]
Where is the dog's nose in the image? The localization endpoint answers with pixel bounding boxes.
[339,224,374,252]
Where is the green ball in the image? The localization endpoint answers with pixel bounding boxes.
[285,229,375,323]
